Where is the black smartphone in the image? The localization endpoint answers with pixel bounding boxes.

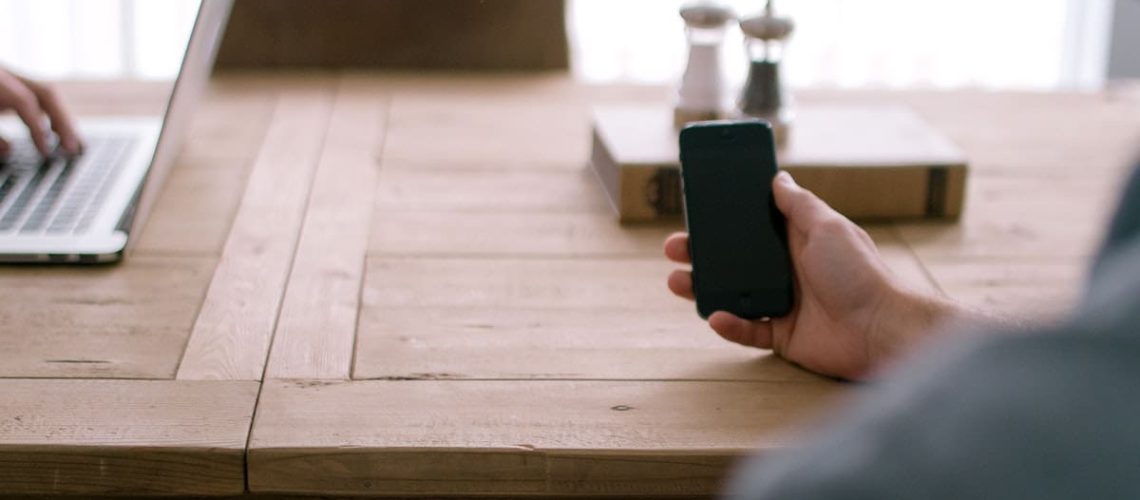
[679,120,793,319]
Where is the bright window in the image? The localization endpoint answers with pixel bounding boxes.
[0,0,1116,90]
[568,0,1115,90]
[0,0,199,80]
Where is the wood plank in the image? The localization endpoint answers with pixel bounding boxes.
[355,230,933,381]
[351,263,926,383]
[922,257,1087,319]
[896,91,1140,175]
[369,211,931,285]
[177,87,334,381]
[184,80,278,161]
[866,226,941,295]
[131,155,251,256]
[354,306,824,382]
[0,379,258,496]
[362,231,931,311]
[369,140,935,287]
[91,77,275,256]
[369,212,937,285]
[53,80,172,117]
[363,257,682,311]
[0,257,214,379]
[374,167,612,213]
[779,90,1140,176]
[248,379,839,496]
[370,211,676,257]
[264,81,387,379]
[897,175,1121,260]
[381,95,591,169]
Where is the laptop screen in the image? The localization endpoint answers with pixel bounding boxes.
[127,0,233,239]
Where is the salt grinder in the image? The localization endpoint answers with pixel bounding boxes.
[674,2,734,128]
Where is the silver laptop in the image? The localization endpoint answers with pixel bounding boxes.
[0,0,232,263]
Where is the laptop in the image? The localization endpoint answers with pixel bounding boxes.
[0,0,232,263]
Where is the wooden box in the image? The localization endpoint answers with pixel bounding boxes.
[589,105,969,223]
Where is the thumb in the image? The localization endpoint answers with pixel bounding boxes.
[772,171,840,234]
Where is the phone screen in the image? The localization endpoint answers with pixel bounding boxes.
[679,121,792,318]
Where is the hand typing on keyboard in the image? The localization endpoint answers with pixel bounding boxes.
[0,67,83,158]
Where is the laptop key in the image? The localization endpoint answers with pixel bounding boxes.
[0,167,48,231]
[0,176,15,205]
[0,136,134,235]
[21,159,74,233]
[48,138,133,234]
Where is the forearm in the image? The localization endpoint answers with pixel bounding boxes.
[867,283,966,370]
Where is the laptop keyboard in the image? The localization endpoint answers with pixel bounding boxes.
[0,136,135,235]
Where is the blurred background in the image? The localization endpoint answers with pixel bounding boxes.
[0,0,1135,90]
[0,0,199,80]
[571,0,1117,90]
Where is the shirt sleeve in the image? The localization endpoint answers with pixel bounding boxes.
[729,161,1140,500]
[728,324,1140,500]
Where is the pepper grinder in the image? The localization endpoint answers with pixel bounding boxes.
[674,2,734,128]
[737,1,794,147]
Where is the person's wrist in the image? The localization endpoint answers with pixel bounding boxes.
[867,280,961,370]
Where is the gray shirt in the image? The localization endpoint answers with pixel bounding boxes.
[731,164,1140,499]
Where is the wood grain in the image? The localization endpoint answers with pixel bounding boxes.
[131,155,252,256]
[370,211,677,257]
[867,226,941,295]
[354,305,823,382]
[0,257,214,379]
[356,228,931,381]
[897,91,1140,175]
[127,78,276,257]
[54,81,172,117]
[768,90,1140,176]
[922,257,1087,319]
[0,380,257,496]
[374,167,613,213]
[247,379,838,496]
[177,87,334,381]
[362,257,683,311]
[381,95,591,169]
[264,82,387,379]
[368,206,937,275]
[182,79,279,160]
[897,176,1121,260]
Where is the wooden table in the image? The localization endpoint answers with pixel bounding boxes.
[1,72,1137,497]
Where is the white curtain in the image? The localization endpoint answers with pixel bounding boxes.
[0,0,199,80]
[569,0,1115,90]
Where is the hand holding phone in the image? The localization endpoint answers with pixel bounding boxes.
[670,144,957,380]
[679,120,794,319]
